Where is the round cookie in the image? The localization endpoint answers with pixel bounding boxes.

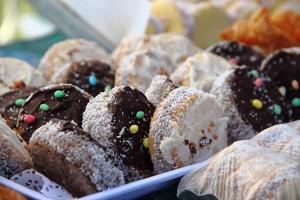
[0,117,32,178]
[170,52,234,92]
[207,41,265,68]
[0,87,36,130]
[0,58,44,95]
[29,119,125,197]
[17,84,92,143]
[261,47,300,120]
[211,67,290,144]
[82,86,155,181]
[149,87,228,174]
[145,75,176,107]
[39,39,113,80]
[50,60,114,96]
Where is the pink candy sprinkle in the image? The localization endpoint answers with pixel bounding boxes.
[253,78,263,88]
[291,80,299,90]
[228,58,238,65]
[23,114,36,124]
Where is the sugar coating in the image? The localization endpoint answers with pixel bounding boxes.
[149,87,228,173]
[211,70,256,143]
[29,120,125,191]
[39,39,113,80]
[145,75,176,107]
[0,117,31,178]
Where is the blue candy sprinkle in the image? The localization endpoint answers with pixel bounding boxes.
[88,75,97,86]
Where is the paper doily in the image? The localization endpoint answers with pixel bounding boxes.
[11,169,72,200]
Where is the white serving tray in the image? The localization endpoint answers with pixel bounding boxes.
[0,160,209,200]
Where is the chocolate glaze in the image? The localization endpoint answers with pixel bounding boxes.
[61,60,114,96]
[0,87,36,129]
[231,67,290,132]
[261,49,300,120]
[17,84,92,142]
[110,86,154,171]
[208,41,265,68]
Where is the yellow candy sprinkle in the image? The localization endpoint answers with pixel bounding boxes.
[129,125,139,134]
[143,138,149,148]
[252,99,263,109]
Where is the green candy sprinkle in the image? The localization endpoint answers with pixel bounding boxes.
[136,111,145,119]
[175,83,181,88]
[39,103,50,112]
[248,70,259,78]
[54,90,65,99]
[104,85,112,92]
[273,104,281,115]
[292,98,300,107]
[15,98,25,107]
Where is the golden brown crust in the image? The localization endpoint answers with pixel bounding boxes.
[0,185,27,200]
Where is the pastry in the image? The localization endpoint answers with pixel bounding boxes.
[211,66,290,144]
[0,117,32,178]
[0,185,27,200]
[82,86,155,181]
[178,120,300,200]
[170,51,233,92]
[145,75,176,107]
[0,87,36,130]
[17,84,92,143]
[261,47,300,120]
[0,58,44,95]
[38,39,113,80]
[29,119,125,197]
[207,41,265,68]
[50,60,114,96]
[149,87,228,174]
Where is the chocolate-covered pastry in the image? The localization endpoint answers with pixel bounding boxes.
[261,48,300,120]
[17,84,92,143]
[51,60,114,96]
[82,86,155,181]
[211,67,290,144]
[0,87,36,130]
[208,41,265,68]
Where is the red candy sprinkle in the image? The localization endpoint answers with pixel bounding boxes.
[253,78,263,88]
[23,114,36,124]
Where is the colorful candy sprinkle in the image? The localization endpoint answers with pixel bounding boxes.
[228,58,238,65]
[15,98,25,107]
[54,90,65,99]
[104,85,112,92]
[175,83,181,88]
[278,86,286,96]
[39,103,50,112]
[252,99,263,109]
[23,114,36,124]
[136,111,145,119]
[88,74,97,86]
[129,124,139,134]
[248,70,259,78]
[291,80,299,90]
[273,104,281,115]
[143,138,149,148]
[253,78,263,88]
[292,98,300,107]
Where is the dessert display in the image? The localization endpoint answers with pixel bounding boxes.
[170,51,233,92]
[82,86,155,181]
[211,67,290,144]
[149,87,228,173]
[17,84,92,143]
[261,47,300,121]
[178,120,300,200]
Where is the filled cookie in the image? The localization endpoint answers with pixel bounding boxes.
[82,86,155,181]
[0,87,36,130]
[170,52,233,92]
[17,84,92,143]
[145,75,176,107]
[0,117,32,178]
[39,39,113,80]
[50,60,114,96]
[211,67,290,144]
[261,47,300,120]
[207,41,265,68]
[29,119,125,197]
[0,58,44,95]
[149,87,228,174]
